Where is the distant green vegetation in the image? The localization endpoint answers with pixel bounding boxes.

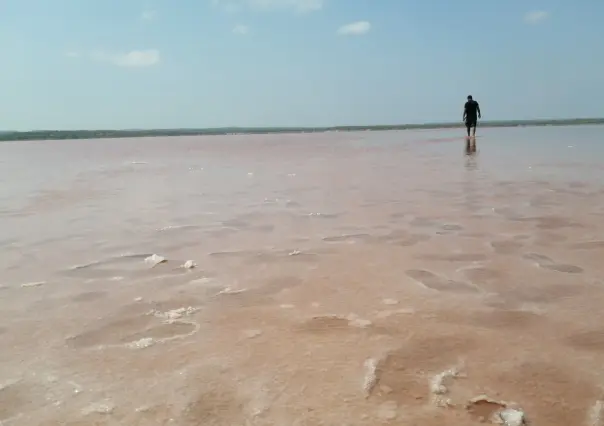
[1,118,603,142]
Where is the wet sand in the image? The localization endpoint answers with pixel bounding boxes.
[2,126,604,425]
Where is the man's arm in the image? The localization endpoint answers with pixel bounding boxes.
[463,104,467,121]
[477,103,481,119]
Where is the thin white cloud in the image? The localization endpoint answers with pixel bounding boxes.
[90,49,160,67]
[337,21,371,36]
[213,0,323,13]
[232,24,250,35]
[65,51,79,58]
[141,10,158,21]
[213,1,242,13]
[524,10,549,24]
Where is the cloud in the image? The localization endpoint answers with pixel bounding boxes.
[232,24,250,35]
[90,49,160,67]
[213,1,242,13]
[141,10,158,21]
[337,21,371,36]
[65,51,79,58]
[213,0,323,13]
[524,10,549,24]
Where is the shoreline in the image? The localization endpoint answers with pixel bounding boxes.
[2,118,604,142]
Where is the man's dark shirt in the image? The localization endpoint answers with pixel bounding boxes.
[464,100,480,122]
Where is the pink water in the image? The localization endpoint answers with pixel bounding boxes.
[1,127,604,425]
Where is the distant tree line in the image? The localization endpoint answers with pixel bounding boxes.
[1,118,603,142]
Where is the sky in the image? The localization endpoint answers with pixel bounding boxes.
[1,0,604,130]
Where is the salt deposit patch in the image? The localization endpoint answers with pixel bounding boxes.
[158,224,199,232]
[182,260,196,269]
[466,395,527,425]
[500,408,527,425]
[81,400,115,416]
[589,400,604,426]
[362,358,378,396]
[216,286,247,296]
[466,395,507,421]
[66,308,200,350]
[429,362,465,407]
[126,337,155,349]
[144,254,167,267]
[20,281,45,288]
[150,306,199,321]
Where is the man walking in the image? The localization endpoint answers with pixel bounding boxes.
[463,95,481,138]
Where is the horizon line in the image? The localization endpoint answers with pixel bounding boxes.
[2,117,604,135]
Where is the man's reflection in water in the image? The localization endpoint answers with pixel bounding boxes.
[464,137,478,171]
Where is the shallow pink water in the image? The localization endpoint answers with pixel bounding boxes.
[1,127,604,425]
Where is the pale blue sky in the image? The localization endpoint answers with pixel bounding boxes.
[1,0,603,130]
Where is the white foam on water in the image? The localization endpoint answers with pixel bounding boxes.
[216,286,247,296]
[158,224,194,231]
[151,306,199,321]
[20,281,45,288]
[95,319,201,351]
[127,337,155,349]
[288,250,302,256]
[382,298,399,305]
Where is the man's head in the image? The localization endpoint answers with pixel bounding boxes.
[467,95,473,101]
